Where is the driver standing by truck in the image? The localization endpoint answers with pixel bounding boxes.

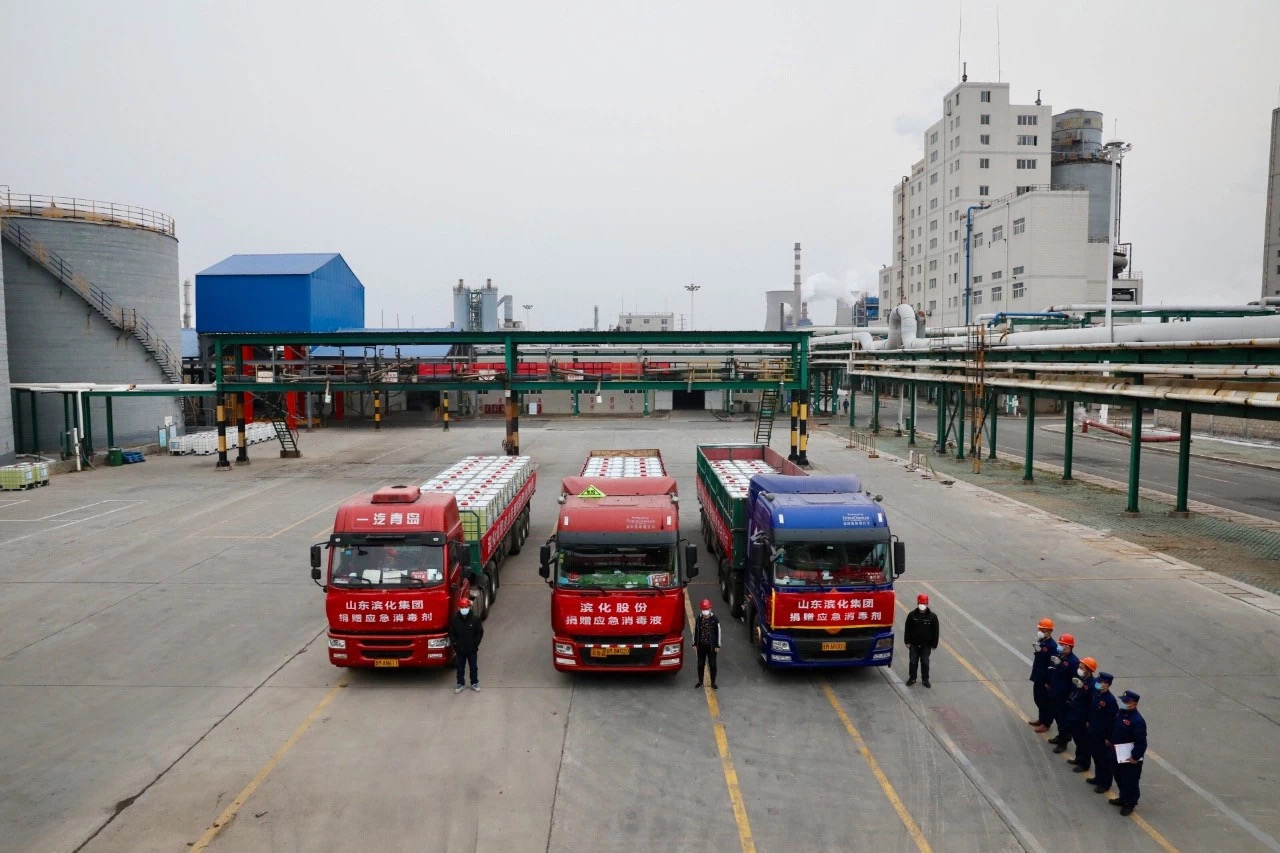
[449,599,484,694]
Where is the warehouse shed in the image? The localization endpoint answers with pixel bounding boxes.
[195,253,365,333]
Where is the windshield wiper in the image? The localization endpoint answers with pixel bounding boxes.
[562,584,610,594]
[336,575,374,585]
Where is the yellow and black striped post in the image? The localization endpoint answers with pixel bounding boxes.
[234,395,250,465]
[797,389,811,467]
[504,392,520,455]
[442,391,450,432]
[788,394,799,461]
[373,390,382,430]
[215,398,231,471]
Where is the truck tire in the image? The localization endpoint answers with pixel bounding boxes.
[745,600,757,644]
[728,573,745,619]
[475,576,492,621]
[486,562,498,602]
[701,512,711,550]
[508,516,523,555]
[718,557,730,602]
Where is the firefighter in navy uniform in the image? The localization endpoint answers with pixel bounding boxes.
[1028,617,1057,732]
[1046,633,1079,747]
[1110,690,1148,817]
[1083,672,1119,793]
[1063,656,1098,760]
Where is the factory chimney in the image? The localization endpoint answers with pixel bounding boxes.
[593,305,599,331]
[182,278,193,329]
[792,242,802,331]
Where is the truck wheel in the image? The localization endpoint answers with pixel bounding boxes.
[508,522,523,555]
[475,577,492,621]
[718,557,730,602]
[745,600,757,644]
[701,512,710,549]
[728,574,745,619]
[487,563,498,602]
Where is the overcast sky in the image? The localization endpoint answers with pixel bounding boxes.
[3,1,1277,330]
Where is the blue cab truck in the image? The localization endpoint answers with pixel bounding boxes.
[696,443,905,669]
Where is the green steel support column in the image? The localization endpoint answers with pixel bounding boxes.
[214,343,224,385]
[871,379,880,434]
[848,381,856,429]
[644,390,650,417]
[908,381,916,446]
[11,390,22,456]
[63,393,72,459]
[30,391,39,455]
[1062,400,1075,480]
[1125,402,1142,515]
[83,396,94,457]
[1022,392,1035,482]
[105,396,115,449]
[573,390,579,416]
[1172,411,1192,517]
[955,388,966,460]
[936,381,946,453]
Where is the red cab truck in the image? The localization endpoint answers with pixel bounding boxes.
[311,455,535,668]
[538,450,698,672]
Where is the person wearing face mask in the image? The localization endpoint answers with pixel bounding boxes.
[1028,617,1056,732]
[903,594,939,688]
[692,598,721,689]
[1083,672,1118,793]
[1109,690,1147,816]
[449,597,484,694]
[1060,656,1097,758]
[1045,633,1079,747]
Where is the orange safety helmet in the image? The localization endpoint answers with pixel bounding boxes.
[1038,618,1054,631]
[1059,633,1076,646]
[1080,657,1098,671]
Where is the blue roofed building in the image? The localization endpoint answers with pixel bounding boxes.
[195,253,365,333]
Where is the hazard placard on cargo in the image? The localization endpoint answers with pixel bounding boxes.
[578,485,607,498]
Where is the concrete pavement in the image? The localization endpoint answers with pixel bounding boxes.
[1,415,1277,852]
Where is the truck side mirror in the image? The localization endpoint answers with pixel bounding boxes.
[310,567,322,581]
[538,544,551,579]
[684,543,699,579]
[310,544,322,569]
[893,541,906,576]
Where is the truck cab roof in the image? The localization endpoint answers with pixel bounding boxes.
[756,490,888,541]
[333,486,460,536]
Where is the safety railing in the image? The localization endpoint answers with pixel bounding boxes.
[0,217,181,382]
[0,191,175,236]
[846,429,879,459]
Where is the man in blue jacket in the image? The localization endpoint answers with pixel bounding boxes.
[1109,690,1148,816]
[1028,617,1056,732]
[1058,656,1097,756]
[1045,633,1079,746]
[1083,672,1119,793]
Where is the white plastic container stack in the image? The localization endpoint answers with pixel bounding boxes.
[709,458,778,499]
[421,456,533,542]
[0,464,37,491]
[581,454,665,478]
[170,422,278,455]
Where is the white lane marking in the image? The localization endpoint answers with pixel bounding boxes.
[0,500,136,522]
[921,582,1280,852]
[0,502,146,545]
[882,666,1048,853]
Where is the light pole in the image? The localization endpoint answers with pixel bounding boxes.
[1102,140,1132,341]
[683,284,701,330]
[522,304,533,329]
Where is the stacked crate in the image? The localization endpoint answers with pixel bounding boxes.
[707,457,777,499]
[581,454,665,478]
[0,464,37,491]
[421,456,534,542]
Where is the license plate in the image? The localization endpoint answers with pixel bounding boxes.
[374,658,400,667]
[590,647,629,657]
[821,642,847,652]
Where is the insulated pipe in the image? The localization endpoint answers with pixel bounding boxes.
[1045,303,1278,314]
[904,314,1280,350]
[74,391,85,472]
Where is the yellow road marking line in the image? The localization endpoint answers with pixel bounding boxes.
[267,487,380,539]
[821,680,933,853]
[683,593,755,853]
[191,678,348,851]
[892,599,1180,852]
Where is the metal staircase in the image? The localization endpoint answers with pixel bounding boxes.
[271,418,301,458]
[754,387,780,444]
[0,217,181,383]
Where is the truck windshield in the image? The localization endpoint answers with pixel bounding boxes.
[774,542,889,587]
[557,546,676,590]
[331,542,445,589]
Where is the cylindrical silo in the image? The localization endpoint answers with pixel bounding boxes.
[1051,109,1113,241]
[0,248,13,463]
[1,197,181,449]
[453,280,470,330]
[764,290,794,331]
[480,281,498,332]
[1052,109,1104,159]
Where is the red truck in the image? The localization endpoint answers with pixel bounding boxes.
[311,455,535,668]
[538,449,698,672]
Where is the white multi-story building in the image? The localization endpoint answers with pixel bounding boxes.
[1264,107,1280,300]
[880,83,1139,326]
[616,312,674,332]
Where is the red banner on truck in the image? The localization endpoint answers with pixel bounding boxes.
[770,590,895,629]
[554,593,680,634]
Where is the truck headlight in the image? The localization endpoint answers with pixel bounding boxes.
[555,642,574,656]
[874,637,894,650]
[328,638,347,650]
[771,639,791,652]
[661,643,682,656]
[427,638,451,649]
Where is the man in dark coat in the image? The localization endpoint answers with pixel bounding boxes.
[1109,690,1148,816]
[1059,656,1097,756]
[1046,633,1079,745]
[1028,617,1056,732]
[449,598,484,693]
[903,593,939,688]
[693,598,721,689]
[1084,672,1119,793]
